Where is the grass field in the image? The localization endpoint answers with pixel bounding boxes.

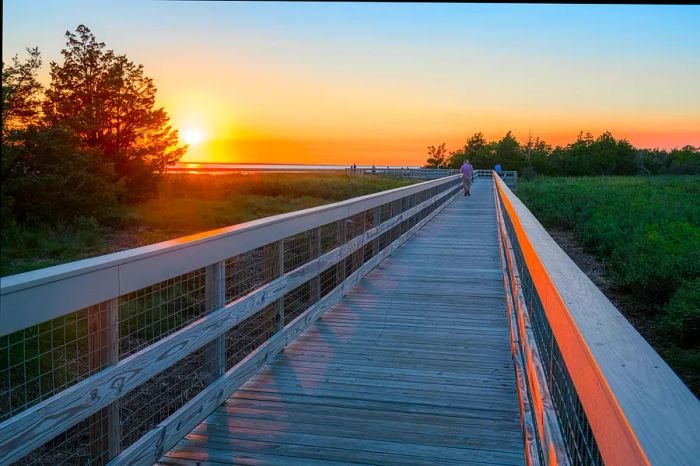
[518,176,700,395]
[0,173,415,277]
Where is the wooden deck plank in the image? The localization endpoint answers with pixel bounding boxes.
[162,179,525,465]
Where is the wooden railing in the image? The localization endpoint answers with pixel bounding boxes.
[0,175,463,465]
[345,167,459,179]
[493,172,700,466]
[345,167,517,187]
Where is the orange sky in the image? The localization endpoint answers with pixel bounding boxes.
[4,3,700,166]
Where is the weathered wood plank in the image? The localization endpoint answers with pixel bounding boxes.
[109,186,461,465]
[162,179,525,465]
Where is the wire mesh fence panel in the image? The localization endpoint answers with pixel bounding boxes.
[119,269,207,358]
[224,304,278,370]
[283,281,314,326]
[320,222,339,254]
[283,231,313,274]
[13,412,111,466]
[320,264,340,298]
[380,202,392,223]
[225,244,278,303]
[1,308,91,422]
[119,346,214,451]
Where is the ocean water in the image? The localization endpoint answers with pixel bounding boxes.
[167,162,422,174]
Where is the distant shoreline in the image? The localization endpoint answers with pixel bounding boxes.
[166,162,422,174]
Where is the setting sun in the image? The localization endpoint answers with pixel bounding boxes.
[182,127,204,146]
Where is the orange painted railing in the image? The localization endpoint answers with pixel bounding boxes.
[493,172,700,466]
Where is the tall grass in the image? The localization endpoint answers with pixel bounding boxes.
[1,173,415,277]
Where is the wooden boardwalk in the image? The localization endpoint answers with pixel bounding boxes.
[159,179,524,466]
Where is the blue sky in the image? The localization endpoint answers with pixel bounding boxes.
[4,2,699,163]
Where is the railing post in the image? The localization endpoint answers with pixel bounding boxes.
[205,262,226,378]
[373,206,381,256]
[309,227,321,303]
[275,240,285,331]
[88,298,121,464]
[336,219,347,286]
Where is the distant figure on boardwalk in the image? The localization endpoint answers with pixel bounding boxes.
[461,160,474,196]
[371,165,376,173]
[353,163,357,173]
[495,163,503,177]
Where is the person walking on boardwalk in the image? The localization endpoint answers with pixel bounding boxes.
[461,160,474,196]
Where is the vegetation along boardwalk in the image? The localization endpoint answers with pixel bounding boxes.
[159,178,525,465]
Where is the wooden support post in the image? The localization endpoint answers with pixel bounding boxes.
[373,207,381,256]
[335,219,347,287]
[275,240,285,331]
[309,227,321,303]
[205,262,226,379]
[88,298,121,464]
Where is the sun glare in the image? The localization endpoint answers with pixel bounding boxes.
[182,127,204,145]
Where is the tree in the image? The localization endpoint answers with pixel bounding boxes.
[1,47,43,136]
[521,134,554,176]
[493,131,525,171]
[446,132,486,168]
[43,25,186,201]
[425,143,448,168]
[2,48,45,225]
[3,125,122,224]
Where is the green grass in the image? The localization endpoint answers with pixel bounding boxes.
[1,173,415,277]
[518,175,700,395]
[0,172,416,420]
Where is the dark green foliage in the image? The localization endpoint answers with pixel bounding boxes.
[2,25,186,231]
[425,143,448,168]
[518,176,700,348]
[43,25,186,202]
[662,279,700,348]
[640,146,700,175]
[432,130,698,178]
[3,125,122,225]
[446,132,486,168]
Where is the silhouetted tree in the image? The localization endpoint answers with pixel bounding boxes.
[2,48,45,224]
[1,47,43,136]
[446,132,487,168]
[493,131,523,171]
[425,143,448,168]
[43,25,186,201]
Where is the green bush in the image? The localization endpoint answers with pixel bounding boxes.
[518,175,700,324]
[519,176,700,394]
[662,279,700,348]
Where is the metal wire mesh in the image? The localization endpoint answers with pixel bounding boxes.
[226,304,278,369]
[120,346,215,450]
[1,308,90,422]
[119,269,207,357]
[225,244,278,302]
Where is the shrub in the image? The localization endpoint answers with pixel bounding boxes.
[662,279,700,348]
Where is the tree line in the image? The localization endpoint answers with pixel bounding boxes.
[425,131,699,178]
[1,25,186,227]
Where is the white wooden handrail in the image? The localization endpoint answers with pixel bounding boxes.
[0,175,460,337]
[493,172,700,466]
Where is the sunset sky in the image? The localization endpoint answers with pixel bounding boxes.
[3,2,699,165]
